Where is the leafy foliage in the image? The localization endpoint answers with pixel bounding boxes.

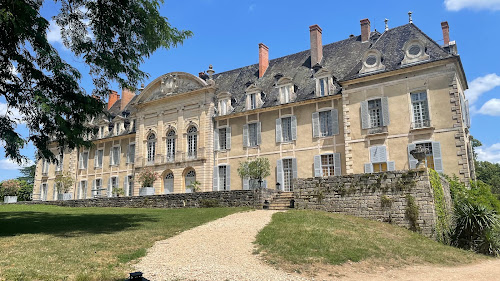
[17,164,36,186]
[54,172,75,193]
[187,180,201,192]
[0,0,192,163]
[16,180,33,201]
[138,168,159,187]
[237,157,271,183]
[475,160,500,195]
[0,179,22,197]
[429,169,452,243]
[405,194,420,232]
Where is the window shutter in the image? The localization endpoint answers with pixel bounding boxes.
[226,127,231,150]
[213,167,219,191]
[370,146,387,163]
[275,119,282,143]
[117,147,121,165]
[108,178,112,197]
[292,158,298,179]
[313,155,322,177]
[116,177,119,196]
[130,146,135,163]
[78,181,82,199]
[312,112,320,138]
[243,178,249,190]
[387,161,396,171]
[243,124,249,148]
[124,176,128,196]
[256,122,262,145]
[83,181,87,199]
[262,180,267,188]
[276,159,283,190]
[109,149,113,165]
[92,180,96,197]
[53,183,57,200]
[94,151,98,167]
[79,153,83,169]
[432,141,444,173]
[361,100,370,129]
[84,153,88,169]
[291,116,297,141]
[334,153,342,176]
[331,109,339,135]
[214,128,220,151]
[381,97,390,126]
[408,144,418,169]
[226,165,231,191]
[364,163,374,173]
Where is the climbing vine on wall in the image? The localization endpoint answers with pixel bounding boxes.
[429,169,451,243]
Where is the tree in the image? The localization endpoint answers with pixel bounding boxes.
[1,0,192,163]
[17,164,36,186]
[470,135,482,160]
[237,158,271,189]
[475,161,500,195]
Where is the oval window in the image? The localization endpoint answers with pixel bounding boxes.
[365,55,377,66]
[408,45,421,56]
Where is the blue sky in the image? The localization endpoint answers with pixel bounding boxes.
[1,0,500,181]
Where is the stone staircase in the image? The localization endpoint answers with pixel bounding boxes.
[268,192,295,210]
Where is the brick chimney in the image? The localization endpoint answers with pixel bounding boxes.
[121,88,135,110]
[309,24,323,67]
[108,90,120,110]
[360,18,371,42]
[441,21,450,46]
[258,43,269,78]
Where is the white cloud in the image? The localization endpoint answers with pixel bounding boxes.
[476,143,500,163]
[465,73,500,105]
[0,158,34,170]
[478,98,500,116]
[0,102,24,124]
[47,20,63,44]
[445,0,500,11]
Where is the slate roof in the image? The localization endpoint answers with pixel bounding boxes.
[212,23,456,114]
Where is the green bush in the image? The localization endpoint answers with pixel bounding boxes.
[16,180,33,201]
[200,199,219,208]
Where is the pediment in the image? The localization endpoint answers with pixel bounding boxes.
[245,84,261,93]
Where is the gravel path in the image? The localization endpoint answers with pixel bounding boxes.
[135,210,307,281]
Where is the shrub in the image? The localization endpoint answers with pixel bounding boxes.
[17,180,33,201]
[138,168,159,187]
[0,179,21,199]
[200,199,219,208]
[405,194,420,232]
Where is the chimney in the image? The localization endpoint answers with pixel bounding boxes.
[258,43,269,78]
[360,18,371,42]
[309,24,323,67]
[108,90,119,110]
[441,21,450,46]
[121,88,135,110]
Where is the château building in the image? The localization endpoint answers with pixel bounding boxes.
[33,18,473,200]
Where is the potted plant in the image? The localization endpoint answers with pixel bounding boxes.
[1,179,20,203]
[187,180,201,193]
[113,186,125,197]
[54,172,74,200]
[138,168,159,196]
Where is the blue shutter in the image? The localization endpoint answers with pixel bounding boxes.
[361,101,370,129]
[262,180,267,188]
[312,112,320,138]
[243,178,249,190]
[292,158,298,179]
[408,144,418,169]
[243,124,249,148]
[108,178,112,197]
[256,122,262,145]
[275,119,282,143]
[370,146,387,163]
[276,159,283,190]
[334,153,342,176]
[226,127,231,150]
[331,109,339,135]
[381,97,390,126]
[432,142,444,173]
[314,155,322,177]
[226,165,231,191]
[364,163,374,173]
[124,176,129,196]
[214,128,220,151]
[213,167,219,191]
[387,161,396,171]
[291,116,297,141]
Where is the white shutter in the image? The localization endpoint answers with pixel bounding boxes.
[226,127,231,150]
[256,122,262,145]
[94,151,98,167]
[53,183,57,200]
[213,167,219,191]
[381,97,390,126]
[243,124,249,148]
[83,181,87,199]
[116,177,119,196]
[275,118,282,143]
[432,141,444,173]
[334,153,342,176]
[291,116,297,141]
[78,181,82,199]
[79,153,83,169]
[408,144,418,169]
[292,158,298,179]
[370,146,387,163]
[331,109,339,135]
[92,180,96,197]
[313,155,322,177]
[276,159,283,190]
[226,165,231,191]
[312,112,320,138]
[108,178,112,197]
[387,161,396,171]
[361,100,370,129]
[214,128,220,151]
[364,163,374,173]
[243,178,249,190]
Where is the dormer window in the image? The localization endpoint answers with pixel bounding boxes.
[276,77,295,104]
[217,92,233,116]
[360,50,385,74]
[319,77,329,97]
[99,126,104,138]
[249,93,257,109]
[401,39,429,65]
[314,68,334,97]
[245,85,263,111]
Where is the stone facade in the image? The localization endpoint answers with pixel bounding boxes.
[293,169,448,238]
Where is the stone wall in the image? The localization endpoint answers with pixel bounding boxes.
[293,169,444,238]
[17,190,264,209]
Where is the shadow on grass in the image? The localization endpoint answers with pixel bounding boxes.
[0,211,157,237]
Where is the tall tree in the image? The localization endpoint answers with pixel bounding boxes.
[0,0,192,163]
[17,164,36,186]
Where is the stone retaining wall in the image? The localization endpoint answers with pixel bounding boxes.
[293,169,444,238]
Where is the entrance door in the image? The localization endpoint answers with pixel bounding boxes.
[164,173,174,194]
[185,170,196,193]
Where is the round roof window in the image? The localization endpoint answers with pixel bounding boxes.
[365,55,377,66]
[408,44,422,56]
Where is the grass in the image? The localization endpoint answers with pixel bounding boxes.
[256,210,487,271]
[0,205,247,281]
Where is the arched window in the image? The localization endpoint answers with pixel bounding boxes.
[147,133,156,163]
[166,130,176,162]
[187,126,197,159]
[185,170,196,193]
[164,172,174,194]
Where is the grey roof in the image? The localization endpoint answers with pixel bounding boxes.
[212,23,456,114]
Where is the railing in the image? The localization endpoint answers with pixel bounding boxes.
[137,148,206,166]
[411,120,431,129]
[367,126,388,135]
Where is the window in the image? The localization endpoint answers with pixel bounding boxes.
[78,181,87,199]
[279,85,293,104]
[166,130,176,162]
[408,142,443,173]
[42,159,49,175]
[93,178,102,197]
[164,173,174,194]
[41,183,48,201]
[111,146,120,166]
[127,144,135,164]
[219,127,227,150]
[319,77,329,96]
[361,97,390,130]
[109,176,118,197]
[79,151,89,169]
[187,126,197,159]
[99,126,104,138]
[126,175,134,196]
[411,92,430,128]
[401,39,429,65]
[95,149,103,168]
[249,93,257,110]
[276,116,297,143]
[55,152,63,172]
[185,170,196,193]
[220,99,228,115]
[359,50,385,74]
[215,126,231,151]
[219,166,227,191]
[243,123,260,148]
[282,159,293,192]
[364,145,395,173]
[277,158,297,191]
[312,110,339,138]
[321,154,335,176]
[314,153,341,177]
[213,165,231,191]
[319,111,332,136]
[368,99,382,128]
[147,133,156,163]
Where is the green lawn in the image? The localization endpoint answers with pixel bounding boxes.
[0,205,247,281]
[256,210,487,270]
